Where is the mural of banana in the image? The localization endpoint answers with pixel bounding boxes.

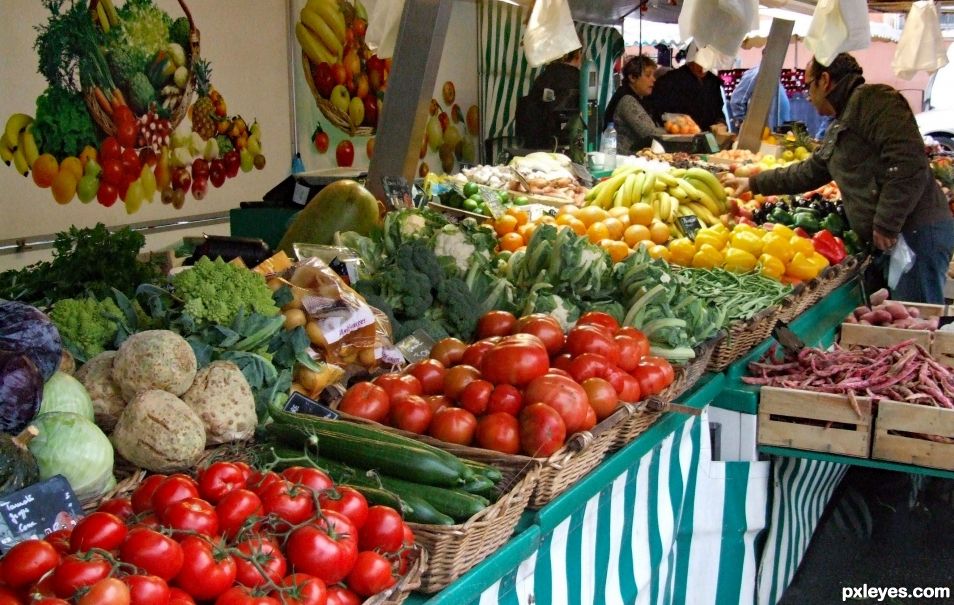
[298,0,346,65]
[0,136,14,166]
[3,113,34,150]
[19,126,39,168]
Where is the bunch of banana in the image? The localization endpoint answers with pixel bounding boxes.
[296,0,347,66]
[1,114,38,177]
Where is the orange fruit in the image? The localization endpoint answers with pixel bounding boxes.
[587,222,610,243]
[499,232,525,252]
[628,203,654,227]
[32,154,59,188]
[556,213,577,227]
[577,206,609,227]
[649,221,671,245]
[623,224,651,247]
[565,217,587,236]
[60,157,83,182]
[556,204,577,216]
[602,217,624,240]
[608,206,630,219]
[648,244,671,261]
[507,208,530,226]
[494,214,519,236]
[600,239,631,263]
[51,171,77,205]
[517,223,537,241]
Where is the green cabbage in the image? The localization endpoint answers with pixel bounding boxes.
[40,372,94,420]
[28,412,114,502]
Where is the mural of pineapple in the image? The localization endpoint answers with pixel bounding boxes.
[191,59,216,140]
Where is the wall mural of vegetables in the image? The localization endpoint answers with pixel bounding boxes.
[0,0,266,212]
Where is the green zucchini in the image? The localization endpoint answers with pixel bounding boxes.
[368,473,489,522]
[265,423,465,487]
[399,493,455,525]
[339,483,410,516]
[459,475,498,501]
[460,459,503,483]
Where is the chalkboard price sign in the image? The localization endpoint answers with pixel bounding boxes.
[283,392,339,419]
[0,476,82,553]
[381,176,414,211]
[677,215,703,241]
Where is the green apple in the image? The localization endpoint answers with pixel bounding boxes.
[330,84,351,114]
[76,174,99,203]
[348,97,365,127]
[84,159,102,178]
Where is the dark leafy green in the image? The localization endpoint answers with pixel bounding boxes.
[32,85,99,160]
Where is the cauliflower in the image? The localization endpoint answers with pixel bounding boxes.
[171,257,280,327]
[49,297,122,362]
[400,213,427,238]
[433,226,476,274]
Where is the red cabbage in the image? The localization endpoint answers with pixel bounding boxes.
[0,301,62,381]
[0,351,43,433]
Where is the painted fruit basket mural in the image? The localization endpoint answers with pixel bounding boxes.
[1,0,266,212]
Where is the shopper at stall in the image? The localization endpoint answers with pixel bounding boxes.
[516,47,583,149]
[649,44,727,132]
[603,55,666,153]
[729,65,791,131]
[724,53,954,303]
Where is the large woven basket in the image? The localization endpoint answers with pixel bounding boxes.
[367,546,427,605]
[775,281,818,324]
[85,0,199,135]
[707,305,780,371]
[301,52,375,137]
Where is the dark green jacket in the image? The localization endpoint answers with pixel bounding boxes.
[751,74,948,242]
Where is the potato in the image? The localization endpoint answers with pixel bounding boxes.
[111,390,206,473]
[182,361,256,444]
[76,351,126,432]
[283,309,307,330]
[112,330,198,400]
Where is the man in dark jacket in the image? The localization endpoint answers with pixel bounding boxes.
[649,47,727,131]
[725,53,953,303]
[516,48,583,149]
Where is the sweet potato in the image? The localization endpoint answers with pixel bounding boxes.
[870,288,890,306]
[882,302,910,321]
[853,306,871,320]
[907,307,920,318]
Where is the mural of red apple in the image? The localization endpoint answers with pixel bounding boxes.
[336,140,355,167]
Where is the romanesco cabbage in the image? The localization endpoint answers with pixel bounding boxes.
[49,297,122,361]
[171,257,279,326]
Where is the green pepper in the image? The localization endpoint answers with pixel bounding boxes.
[769,207,794,226]
[793,212,821,232]
[842,229,866,255]
[819,213,845,236]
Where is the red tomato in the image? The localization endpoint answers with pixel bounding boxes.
[119,528,184,581]
[616,327,651,359]
[567,353,610,382]
[423,394,451,415]
[175,536,237,601]
[77,577,130,605]
[214,586,280,605]
[51,553,111,598]
[475,412,521,454]
[372,373,422,404]
[613,334,645,372]
[632,359,673,396]
[457,379,493,415]
[198,461,248,503]
[101,159,125,187]
[515,315,565,355]
[216,489,263,539]
[249,471,283,494]
[547,367,572,378]
[99,137,121,163]
[116,120,138,149]
[113,106,135,127]
[285,513,358,585]
[69,511,127,552]
[123,575,170,605]
[582,377,619,421]
[346,551,396,598]
[406,359,446,395]
[580,405,597,431]
[428,407,477,445]
[442,365,481,400]
[96,497,133,520]
[577,311,620,334]
[259,480,316,526]
[270,574,327,605]
[233,462,256,484]
[358,506,404,553]
[476,311,517,339]
[430,338,466,367]
[0,586,19,605]
[281,467,334,494]
[338,382,390,423]
[566,326,620,366]
[389,395,433,434]
[163,497,220,538]
[519,403,567,457]
[168,588,196,605]
[642,356,675,385]
[602,365,628,396]
[319,486,369,530]
[1,539,59,588]
[131,474,167,513]
[151,475,199,517]
[234,537,287,588]
[618,373,641,402]
[326,586,361,605]
[480,335,549,386]
[33,599,71,605]
[487,384,523,416]
[460,340,495,369]
[120,148,142,179]
[523,374,590,434]
[551,353,574,373]
[45,528,72,555]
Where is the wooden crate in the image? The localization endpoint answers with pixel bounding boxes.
[930,330,954,368]
[872,400,954,472]
[757,386,873,458]
[839,323,931,349]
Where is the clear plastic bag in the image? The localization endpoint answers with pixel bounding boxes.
[805,0,871,66]
[522,0,582,68]
[892,1,948,80]
[888,234,916,289]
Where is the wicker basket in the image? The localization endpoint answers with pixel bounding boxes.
[707,305,780,371]
[85,0,199,135]
[775,281,818,324]
[367,545,427,604]
[301,52,375,137]
[609,397,668,451]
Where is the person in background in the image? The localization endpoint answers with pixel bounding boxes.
[649,43,727,132]
[516,48,583,149]
[604,55,666,154]
[724,53,953,303]
[729,65,791,131]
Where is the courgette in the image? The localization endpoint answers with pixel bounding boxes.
[460,459,503,483]
[459,475,498,501]
[265,423,465,487]
[399,493,455,525]
[368,473,489,522]
[339,483,411,517]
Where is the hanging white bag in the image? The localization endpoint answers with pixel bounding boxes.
[522,0,582,68]
[892,1,948,80]
[678,0,758,72]
[364,0,405,58]
[804,0,871,66]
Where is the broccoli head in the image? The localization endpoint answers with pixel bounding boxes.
[49,297,123,361]
[394,240,445,288]
[378,270,432,320]
[435,278,479,339]
[171,257,280,326]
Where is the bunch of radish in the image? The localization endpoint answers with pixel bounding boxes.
[844,288,940,330]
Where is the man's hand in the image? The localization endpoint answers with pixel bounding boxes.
[872,229,897,252]
[719,174,751,196]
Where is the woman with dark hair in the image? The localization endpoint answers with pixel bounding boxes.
[604,55,665,153]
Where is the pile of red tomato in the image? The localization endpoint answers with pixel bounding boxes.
[338,311,675,458]
[0,461,415,605]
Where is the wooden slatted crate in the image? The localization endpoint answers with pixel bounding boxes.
[757,386,873,458]
[872,400,954,472]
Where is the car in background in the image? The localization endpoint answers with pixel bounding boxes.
[916,46,954,152]
[916,110,954,152]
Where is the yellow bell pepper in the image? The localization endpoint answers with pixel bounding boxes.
[789,235,816,257]
[724,248,758,272]
[694,228,728,251]
[668,237,696,266]
[709,222,729,235]
[786,251,821,281]
[762,232,793,263]
[772,223,796,239]
[730,230,764,256]
[758,253,786,280]
[691,243,724,269]
[810,252,830,271]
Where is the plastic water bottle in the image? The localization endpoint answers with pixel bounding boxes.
[601,122,617,170]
